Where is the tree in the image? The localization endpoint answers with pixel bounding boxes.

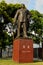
[0,1,23,49]
[30,10,43,43]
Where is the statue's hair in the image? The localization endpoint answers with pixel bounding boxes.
[21,4,25,8]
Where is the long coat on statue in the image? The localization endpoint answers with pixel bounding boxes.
[13,8,31,38]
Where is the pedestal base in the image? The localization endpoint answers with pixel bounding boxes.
[12,38,33,63]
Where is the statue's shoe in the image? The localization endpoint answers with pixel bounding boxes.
[23,35,29,38]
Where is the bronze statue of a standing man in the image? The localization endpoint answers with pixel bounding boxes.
[13,4,31,38]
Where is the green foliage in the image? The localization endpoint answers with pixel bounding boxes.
[32,36,40,43]
[0,1,23,48]
[30,10,43,43]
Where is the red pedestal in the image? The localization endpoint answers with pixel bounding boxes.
[12,38,33,63]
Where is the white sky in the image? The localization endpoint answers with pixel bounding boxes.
[5,0,31,10]
[5,0,43,13]
[35,0,43,13]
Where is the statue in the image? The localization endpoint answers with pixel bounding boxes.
[13,4,31,38]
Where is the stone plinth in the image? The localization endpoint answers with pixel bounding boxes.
[12,38,33,63]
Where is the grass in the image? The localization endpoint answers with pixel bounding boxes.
[0,59,43,65]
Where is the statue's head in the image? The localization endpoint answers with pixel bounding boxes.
[21,4,26,8]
